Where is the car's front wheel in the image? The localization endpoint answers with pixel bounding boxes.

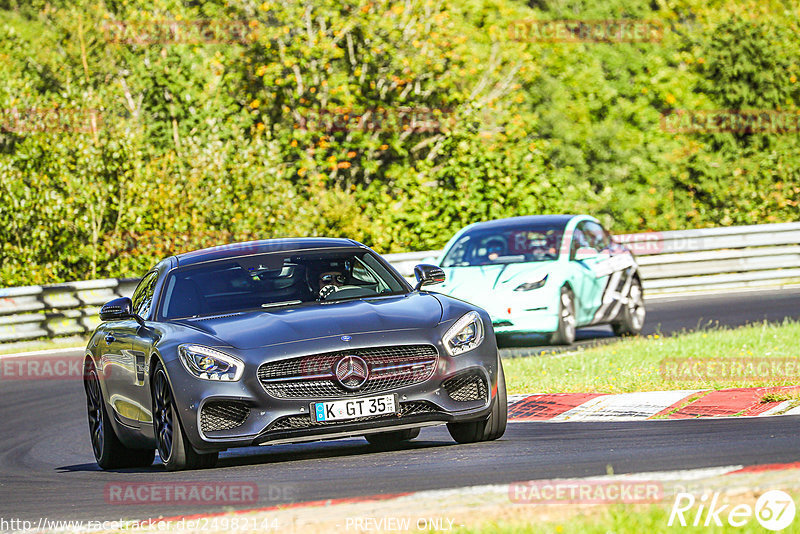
[549,286,576,345]
[152,361,218,471]
[612,277,646,336]
[447,360,507,443]
[84,360,154,470]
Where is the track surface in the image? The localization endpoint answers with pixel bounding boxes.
[2,288,800,522]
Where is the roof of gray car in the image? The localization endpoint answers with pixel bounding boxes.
[173,238,364,266]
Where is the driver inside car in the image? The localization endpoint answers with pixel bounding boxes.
[318,269,346,299]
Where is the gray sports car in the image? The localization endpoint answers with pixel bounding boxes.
[84,238,506,470]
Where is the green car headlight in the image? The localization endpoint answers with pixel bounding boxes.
[514,274,548,291]
[178,344,243,381]
[443,311,485,356]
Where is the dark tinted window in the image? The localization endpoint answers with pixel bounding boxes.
[441,224,565,267]
[160,249,406,319]
[131,271,159,319]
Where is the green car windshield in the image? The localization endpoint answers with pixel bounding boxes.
[441,225,565,267]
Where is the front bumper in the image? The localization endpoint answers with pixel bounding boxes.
[445,291,559,335]
[164,327,500,452]
[491,306,559,334]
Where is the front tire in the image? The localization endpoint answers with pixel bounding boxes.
[152,361,218,471]
[549,286,576,345]
[612,277,646,336]
[447,360,507,444]
[84,361,154,470]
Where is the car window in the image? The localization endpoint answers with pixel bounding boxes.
[583,221,611,252]
[131,270,158,319]
[441,225,564,267]
[160,249,406,319]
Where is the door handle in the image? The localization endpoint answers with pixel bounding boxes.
[105,334,116,345]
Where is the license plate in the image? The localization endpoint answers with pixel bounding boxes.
[312,394,397,422]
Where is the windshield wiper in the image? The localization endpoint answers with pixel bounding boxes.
[261,300,302,309]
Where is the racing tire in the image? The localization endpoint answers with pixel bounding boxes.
[152,361,218,471]
[365,428,420,447]
[549,286,576,345]
[447,360,507,444]
[612,277,646,336]
[84,360,155,470]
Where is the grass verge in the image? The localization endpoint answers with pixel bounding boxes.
[455,499,800,534]
[503,319,800,394]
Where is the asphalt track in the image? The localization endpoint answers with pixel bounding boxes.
[2,288,800,522]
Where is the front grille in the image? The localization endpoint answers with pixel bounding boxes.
[200,401,249,433]
[443,371,488,402]
[266,401,440,432]
[257,345,438,399]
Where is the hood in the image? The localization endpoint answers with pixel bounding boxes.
[175,293,443,350]
[437,262,554,303]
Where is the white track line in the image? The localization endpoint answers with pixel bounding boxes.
[782,405,800,416]
[759,401,792,417]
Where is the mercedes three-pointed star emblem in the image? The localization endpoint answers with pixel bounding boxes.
[335,355,369,390]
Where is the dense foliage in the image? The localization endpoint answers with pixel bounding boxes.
[0,0,798,286]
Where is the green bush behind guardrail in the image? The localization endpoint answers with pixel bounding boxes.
[1,0,799,288]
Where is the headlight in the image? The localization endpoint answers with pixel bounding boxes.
[178,344,243,381]
[443,311,485,356]
[514,274,548,291]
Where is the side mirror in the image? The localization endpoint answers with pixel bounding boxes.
[413,264,446,291]
[99,297,144,325]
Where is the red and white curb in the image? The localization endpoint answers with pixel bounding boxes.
[508,386,800,421]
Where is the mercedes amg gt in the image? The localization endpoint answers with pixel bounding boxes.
[84,238,506,470]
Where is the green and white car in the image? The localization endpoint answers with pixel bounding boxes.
[427,215,645,344]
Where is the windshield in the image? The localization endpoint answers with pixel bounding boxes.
[160,249,407,319]
[441,225,565,267]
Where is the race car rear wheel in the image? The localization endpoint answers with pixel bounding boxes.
[152,361,218,471]
[84,360,155,470]
[365,428,420,448]
[612,277,645,336]
[550,286,576,345]
[447,360,507,443]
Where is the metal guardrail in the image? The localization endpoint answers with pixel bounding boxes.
[0,279,140,343]
[1,222,799,343]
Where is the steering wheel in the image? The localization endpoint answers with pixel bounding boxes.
[319,284,362,300]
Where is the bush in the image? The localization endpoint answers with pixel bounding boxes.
[0,0,798,286]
